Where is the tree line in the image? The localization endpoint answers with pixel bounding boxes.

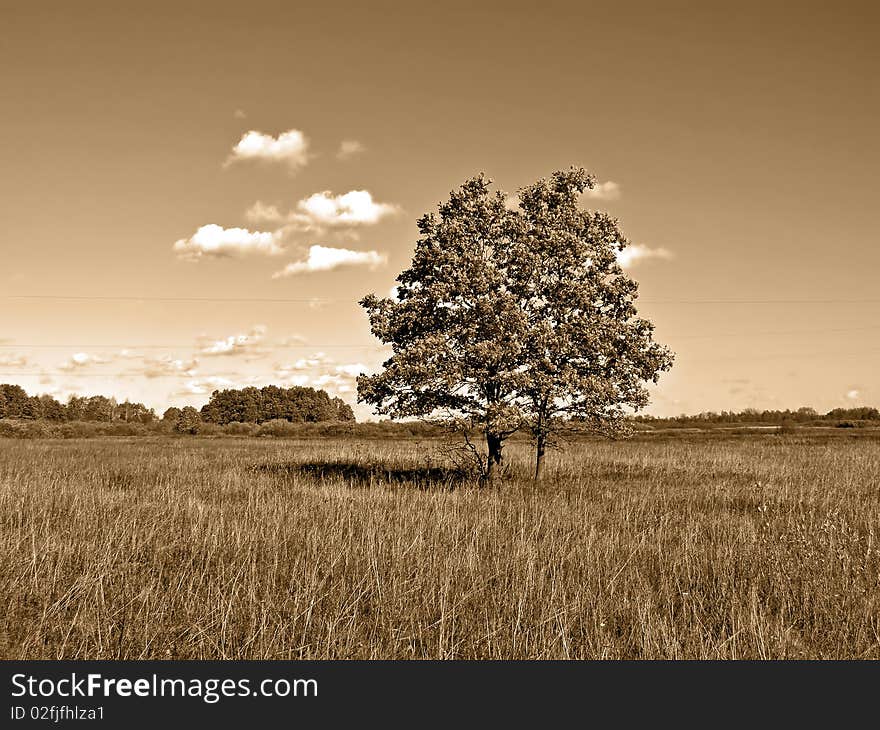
[1,383,355,427]
[0,384,156,423]
[187,385,355,425]
[635,406,880,427]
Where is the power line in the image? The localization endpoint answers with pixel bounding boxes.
[3,294,880,305]
[1,295,340,304]
[0,344,384,349]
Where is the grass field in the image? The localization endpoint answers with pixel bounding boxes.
[1,432,878,659]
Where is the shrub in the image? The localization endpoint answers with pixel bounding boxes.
[223,422,258,437]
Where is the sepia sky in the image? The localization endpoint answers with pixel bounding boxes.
[1,0,878,419]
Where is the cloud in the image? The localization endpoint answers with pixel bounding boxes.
[583,181,621,201]
[617,244,674,268]
[275,352,333,374]
[0,353,28,368]
[273,354,367,396]
[244,201,285,225]
[137,356,199,379]
[296,190,398,226]
[272,245,387,277]
[246,190,398,231]
[176,376,236,396]
[199,325,268,358]
[225,129,309,170]
[173,224,283,261]
[335,363,367,378]
[846,389,861,401]
[336,139,365,160]
[277,334,308,347]
[233,109,247,119]
[59,352,109,371]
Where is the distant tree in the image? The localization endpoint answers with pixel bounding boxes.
[162,406,182,424]
[199,385,350,425]
[175,406,201,434]
[17,395,39,419]
[200,399,221,424]
[358,169,673,482]
[332,397,356,422]
[37,394,66,421]
[0,384,29,418]
[114,400,154,423]
[65,395,88,421]
[84,395,114,422]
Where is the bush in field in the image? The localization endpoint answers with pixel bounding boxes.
[257,419,300,438]
[223,421,259,437]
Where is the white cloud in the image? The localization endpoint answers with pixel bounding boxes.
[335,363,367,378]
[244,190,398,234]
[583,181,621,201]
[296,190,398,226]
[173,224,283,261]
[233,109,247,119]
[225,129,309,170]
[244,201,285,225]
[138,356,199,379]
[272,245,387,277]
[0,353,28,368]
[337,139,365,160]
[199,325,268,357]
[617,244,673,268]
[59,352,109,371]
[312,373,355,394]
[846,389,861,401]
[177,376,236,396]
[277,334,307,347]
[275,352,332,374]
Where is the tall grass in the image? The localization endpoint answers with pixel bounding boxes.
[0,433,877,659]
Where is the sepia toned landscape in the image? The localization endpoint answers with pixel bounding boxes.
[2,1,878,664]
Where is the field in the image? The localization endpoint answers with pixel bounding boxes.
[1,432,878,659]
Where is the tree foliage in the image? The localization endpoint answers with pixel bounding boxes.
[199,385,355,425]
[358,168,674,480]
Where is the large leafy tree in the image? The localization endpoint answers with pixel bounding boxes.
[359,168,673,482]
[510,169,674,480]
[358,176,528,480]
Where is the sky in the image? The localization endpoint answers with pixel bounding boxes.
[1,0,878,419]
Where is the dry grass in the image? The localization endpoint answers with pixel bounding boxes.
[1,433,878,659]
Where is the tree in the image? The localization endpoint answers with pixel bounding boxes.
[357,175,527,481]
[358,169,673,482]
[37,394,66,421]
[175,406,202,434]
[65,395,88,421]
[0,384,29,418]
[84,395,114,422]
[508,169,674,480]
[332,397,356,422]
[162,406,182,424]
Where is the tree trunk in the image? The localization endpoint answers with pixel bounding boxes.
[486,432,504,485]
[534,434,546,482]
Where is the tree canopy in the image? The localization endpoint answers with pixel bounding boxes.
[199,385,355,425]
[358,168,674,481]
